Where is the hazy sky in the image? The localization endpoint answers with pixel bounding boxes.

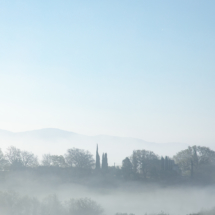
[0,1,215,145]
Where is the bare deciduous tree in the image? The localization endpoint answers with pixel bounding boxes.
[5,146,38,168]
[65,148,95,169]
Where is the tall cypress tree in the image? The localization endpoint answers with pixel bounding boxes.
[104,153,108,170]
[101,153,108,171]
[102,153,105,169]
[96,144,100,170]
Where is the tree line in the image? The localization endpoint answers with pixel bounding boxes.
[1,144,215,184]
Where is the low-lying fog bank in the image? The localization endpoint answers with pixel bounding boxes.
[0,178,215,215]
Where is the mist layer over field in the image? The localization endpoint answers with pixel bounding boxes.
[0,174,214,215]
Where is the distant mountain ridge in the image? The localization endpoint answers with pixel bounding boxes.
[0,128,76,137]
[0,128,189,165]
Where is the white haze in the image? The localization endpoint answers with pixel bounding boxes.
[0,128,190,165]
[1,176,215,215]
[1,128,215,214]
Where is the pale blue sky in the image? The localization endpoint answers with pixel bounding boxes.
[0,1,215,145]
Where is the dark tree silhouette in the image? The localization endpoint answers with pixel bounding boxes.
[174,145,215,181]
[96,144,100,170]
[65,148,95,169]
[5,146,38,168]
[102,153,108,171]
[122,157,133,179]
